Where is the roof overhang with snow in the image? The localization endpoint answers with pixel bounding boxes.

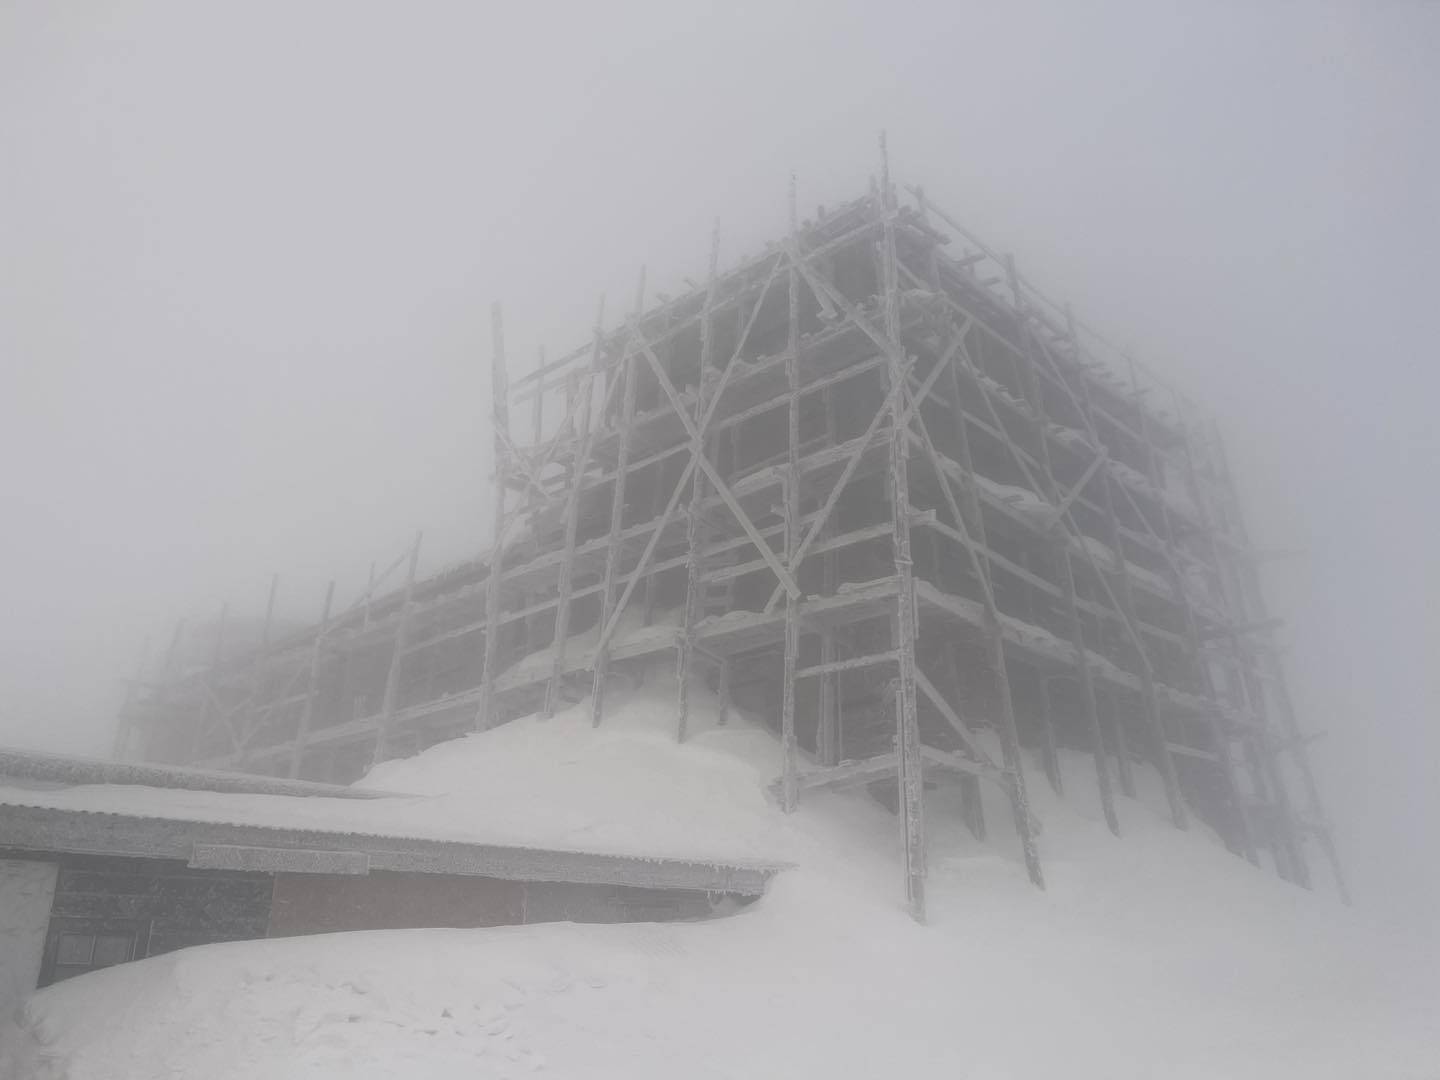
[0,747,399,800]
[0,802,785,896]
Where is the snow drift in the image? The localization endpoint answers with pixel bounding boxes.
[2,673,1436,1079]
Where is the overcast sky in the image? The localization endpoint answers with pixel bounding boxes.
[2,1,1435,929]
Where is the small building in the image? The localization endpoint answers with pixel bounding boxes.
[0,749,782,1021]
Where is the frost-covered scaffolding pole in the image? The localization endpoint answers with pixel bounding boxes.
[951,286,1182,832]
[372,531,422,766]
[1035,670,1062,795]
[677,225,720,743]
[288,579,334,778]
[544,295,607,720]
[779,179,1039,896]
[590,271,644,728]
[905,184,1204,827]
[913,188,1000,832]
[1038,292,1190,834]
[260,573,278,650]
[998,303,1121,831]
[879,139,927,918]
[1207,423,1350,902]
[531,346,545,445]
[780,178,803,812]
[907,326,1045,890]
[1014,261,1192,833]
[1180,416,1296,871]
[909,189,1115,837]
[111,637,151,761]
[360,562,375,629]
[1188,518,1307,881]
[142,618,186,762]
[715,422,738,728]
[1005,261,1115,809]
[1182,423,1309,882]
[477,303,512,732]
[1039,294,1256,860]
[236,573,280,750]
[1101,352,1265,865]
[882,270,1046,885]
[192,602,229,761]
[815,372,842,766]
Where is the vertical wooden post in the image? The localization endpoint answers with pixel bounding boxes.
[1037,671,1062,796]
[641,322,668,631]
[146,618,186,763]
[983,304,1123,830]
[917,191,1071,858]
[532,347,545,446]
[521,349,548,660]
[193,603,229,761]
[916,331,1047,884]
[1117,362,1259,862]
[716,425,738,727]
[1102,472,1189,828]
[1102,688,1137,797]
[261,573,278,650]
[996,297,1121,830]
[1018,548,1063,797]
[362,562,376,630]
[641,470,665,628]
[590,270,645,728]
[780,180,803,810]
[544,296,606,719]
[1258,648,1349,901]
[678,227,720,742]
[111,638,151,761]
[289,579,335,778]
[240,573,280,750]
[373,532,422,767]
[879,140,929,918]
[1062,565,1123,826]
[918,342,1049,883]
[1209,421,1348,900]
[477,303,512,732]
[1043,295,1186,830]
[817,384,841,768]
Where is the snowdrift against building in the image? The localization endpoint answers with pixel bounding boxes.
[4,677,1436,1080]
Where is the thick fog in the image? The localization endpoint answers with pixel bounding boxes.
[2,2,1435,934]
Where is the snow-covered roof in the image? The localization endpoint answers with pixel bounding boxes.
[0,688,795,895]
[0,795,780,895]
[0,746,397,800]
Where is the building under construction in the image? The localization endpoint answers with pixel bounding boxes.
[117,163,1347,920]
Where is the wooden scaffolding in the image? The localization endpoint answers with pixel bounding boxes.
[118,157,1348,919]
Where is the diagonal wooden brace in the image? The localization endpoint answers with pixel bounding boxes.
[759,333,961,617]
[630,327,800,599]
[913,667,1003,778]
[1049,447,1109,525]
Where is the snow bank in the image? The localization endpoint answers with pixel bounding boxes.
[4,674,1437,1079]
[364,678,790,863]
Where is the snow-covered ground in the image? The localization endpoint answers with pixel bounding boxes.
[3,673,1436,1079]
